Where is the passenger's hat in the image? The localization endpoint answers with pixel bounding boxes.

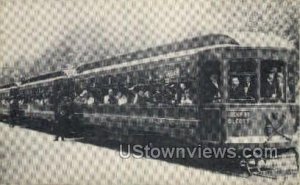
[269,67,277,73]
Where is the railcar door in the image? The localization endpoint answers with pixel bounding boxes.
[199,59,226,143]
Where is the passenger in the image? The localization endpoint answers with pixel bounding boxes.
[42,98,50,106]
[153,86,162,104]
[133,90,146,105]
[26,98,32,112]
[116,91,128,105]
[144,90,154,105]
[74,89,88,104]
[165,86,175,104]
[160,85,172,104]
[34,98,43,106]
[1,99,6,105]
[205,74,221,102]
[104,89,117,104]
[153,86,170,105]
[229,77,244,99]
[41,93,50,106]
[277,72,287,101]
[180,90,193,105]
[287,73,296,102]
[243,76,256,99]
[270,67,278,74]
[262,71,278,99]
[39,98,45,106]
[18,99,24,106]
[85,92,95,106]
[179,83,187,93]
[94,88,104,101]
[171,93,180,105]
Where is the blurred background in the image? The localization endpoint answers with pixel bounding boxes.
[0,0,299,85]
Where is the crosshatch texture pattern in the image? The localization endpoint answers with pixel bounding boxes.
[0,0,300,185]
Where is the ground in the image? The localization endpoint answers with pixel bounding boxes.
[0,122,299,185]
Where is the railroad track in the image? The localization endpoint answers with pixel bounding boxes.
[240,150,299,179]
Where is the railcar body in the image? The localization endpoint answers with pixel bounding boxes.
[72,44,299,150]
[17,71,69,122]
[0,83,18,120]
[71,41,299,174]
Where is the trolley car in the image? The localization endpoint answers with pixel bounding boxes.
[71,35,299,174]
[72,37,299,147]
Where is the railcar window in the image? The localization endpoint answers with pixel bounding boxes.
[201,61,222,103]
[260,61,286,102]
[228,61,257,102]
[74,78,97,106]
[80,75,198,107]
[177,82,196,106]
[17,86,55,111]
[287,66,298,103]
[73,60,198,119]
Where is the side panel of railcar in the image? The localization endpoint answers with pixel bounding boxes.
[0,89,12,119]
[72,51,202,141]
[223,104,299,148]
[18,78,68,122]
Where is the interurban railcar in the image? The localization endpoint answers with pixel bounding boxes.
[1,34,299,174]
[73,45,299,147]
[71,37,299,174]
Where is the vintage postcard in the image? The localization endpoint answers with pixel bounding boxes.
[0,0,299,184]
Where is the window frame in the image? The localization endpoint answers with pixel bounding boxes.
[259,60,287,103]
[226,59,259,103]
[224,59,288,103]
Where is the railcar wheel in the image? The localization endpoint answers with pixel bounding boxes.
[240,158,263,176]
[240,159,250,176]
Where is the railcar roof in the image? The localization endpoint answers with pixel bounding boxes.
[19,76,67,89]
[21,71,67,85]
[76,34,239,73]
[0,83,17,93]
[74,44,296,78]
[76,32,296,74]
[0,83,16,89]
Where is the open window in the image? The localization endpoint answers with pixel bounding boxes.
[260,60,286,102]
[228,60,257,102]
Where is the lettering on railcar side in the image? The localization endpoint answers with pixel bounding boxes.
[227,111,251,124]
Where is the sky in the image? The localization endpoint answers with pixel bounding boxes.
[0,0,299,85]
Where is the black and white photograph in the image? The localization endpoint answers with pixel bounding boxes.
[0,0,299,184]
